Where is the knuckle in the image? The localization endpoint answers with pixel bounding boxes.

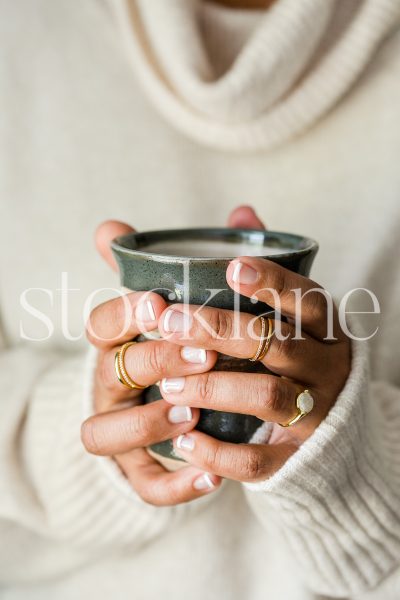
[270,267,289,300]
[202,440,223,472]
[208,310,233,341]
[127,408,153,445]
[271,335,286,361]
[86,296,131,346]
[262,377,282,413]
[246,379,266,414]
[243,449,265,481]
[305,290,327,324]
[144,342,166,376]
[196,373,216,405]
[272,334,298,362]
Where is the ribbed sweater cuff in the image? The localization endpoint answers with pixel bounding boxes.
[243,336,400,595]
[23,348,198,548]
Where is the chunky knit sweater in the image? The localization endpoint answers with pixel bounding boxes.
[1,1,400,599]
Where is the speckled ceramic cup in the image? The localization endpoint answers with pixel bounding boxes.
[111,228,318,465]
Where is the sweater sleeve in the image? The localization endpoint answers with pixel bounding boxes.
[0,340,215,572]
[242,335,400,598]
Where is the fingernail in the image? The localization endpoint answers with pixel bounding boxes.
[231,262,258,284]
[176,434,195,451]
[181,346,207,364]
[161,377,185,393]
[193,473,216,491]
[136,299,156,322]
[168,406,192,424]
[163,310,193,333]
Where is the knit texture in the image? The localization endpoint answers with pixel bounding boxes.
[113,0,400,151]
[245,334,400,595]
[0,349,221,579]
[1,0,400,598]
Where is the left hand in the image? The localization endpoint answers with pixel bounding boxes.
[158,229,351,483]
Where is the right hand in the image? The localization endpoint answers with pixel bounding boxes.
[81,221,221,506]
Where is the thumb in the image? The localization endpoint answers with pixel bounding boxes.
[95,220,135,271]
[227,205,266,230]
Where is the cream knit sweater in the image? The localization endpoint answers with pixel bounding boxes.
[1,1,400,599]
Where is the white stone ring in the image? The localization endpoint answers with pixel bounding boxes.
[279,389,314,428]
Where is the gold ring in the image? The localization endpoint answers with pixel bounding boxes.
[249,316,274,362]
[279,389,314,427]
[114,341,147,390]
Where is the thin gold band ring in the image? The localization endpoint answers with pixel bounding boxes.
[249,316,274,362]
[114,341,148,390]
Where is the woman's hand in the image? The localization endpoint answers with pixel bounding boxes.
[81,287,223,504]
[157,257,351,483]
[81,220,225,505]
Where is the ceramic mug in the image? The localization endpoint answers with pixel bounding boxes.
[111,228,318,465]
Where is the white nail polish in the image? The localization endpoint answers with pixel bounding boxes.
[193,473,215,490]
[161,377,185,393]
[163,309,173,332]
[176,434,195,451]
[232,262,243,283]
[231,262,258,284]
[136,299,156,322]
[168,406,192,424]
[181,346,207,364]
[147,300,156,321]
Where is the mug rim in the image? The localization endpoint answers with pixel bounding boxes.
[111,227,319,264]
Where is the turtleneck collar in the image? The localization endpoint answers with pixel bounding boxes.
[113,0,400,152]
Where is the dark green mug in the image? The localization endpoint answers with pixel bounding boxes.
[111,228,318,464]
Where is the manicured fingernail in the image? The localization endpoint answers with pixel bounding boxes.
[168,406,192,424]
[161,377,185,393]
[176,434,195,451]
[193,473,216,491]
[163,310,193,333]
[181,346,207,364]
[231,262,258,284]
[136,299,156,322]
